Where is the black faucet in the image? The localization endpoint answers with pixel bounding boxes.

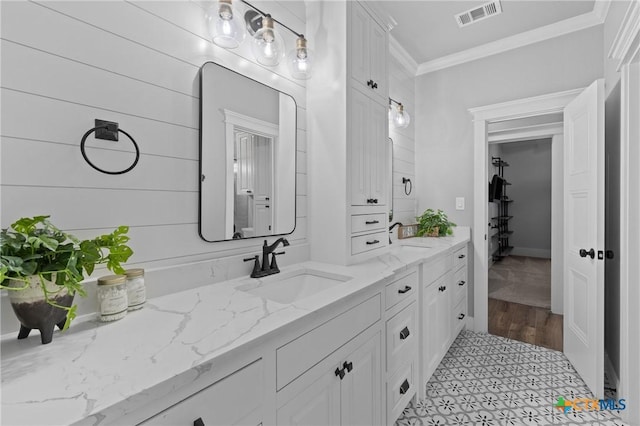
[244,238,290,278]
[388,222,404,244]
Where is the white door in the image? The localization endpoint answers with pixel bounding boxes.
[563,79,605,399]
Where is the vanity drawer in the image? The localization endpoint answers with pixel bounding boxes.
[351,213,386,233]
[276,293,381,390]
[422,253,451,285]
[453,245,468,271]
[141,359,263,426]
[351,231,388,255]
[385,270,417,310]
[452,265,467,305]
[387,360,416,425]
[452,298,467,338]
[386,302,417,374]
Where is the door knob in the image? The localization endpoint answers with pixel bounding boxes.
[579,248,595,259]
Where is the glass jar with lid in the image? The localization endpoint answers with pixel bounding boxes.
[125,268,146,311]
[97,275,128,322]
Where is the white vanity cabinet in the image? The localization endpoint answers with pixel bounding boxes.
[307,0,390,265]
[276,293,383,426]
[349,1,388,104]
[349,86,388,209]
[419,243,469,397]
[277,331,381,426]
[451,245,469,337]
[139,359,263,426]
[383,268,419,424]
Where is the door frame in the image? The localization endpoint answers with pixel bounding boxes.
[609,2,640,423]
[469,88,583,333]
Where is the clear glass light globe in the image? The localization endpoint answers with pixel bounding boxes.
[395,110,411,129]
[287,38,313,79]
[207,0,245,49]
[251,16,285,66]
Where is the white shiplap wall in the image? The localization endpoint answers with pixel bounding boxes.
[0,0,308,334]
[388,55,416,225]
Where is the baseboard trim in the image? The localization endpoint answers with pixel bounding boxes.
[511,247,552,258]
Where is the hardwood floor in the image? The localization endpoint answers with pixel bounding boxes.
[488,298,563,352]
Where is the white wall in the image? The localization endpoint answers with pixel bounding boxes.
[0,0,309,335]
[416,26,604,316]
[500,139,552,258]
[388,52,417,227]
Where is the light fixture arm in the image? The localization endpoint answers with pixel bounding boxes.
[240,0,304,38]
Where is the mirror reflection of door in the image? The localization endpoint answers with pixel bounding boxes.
[233,130,274,238]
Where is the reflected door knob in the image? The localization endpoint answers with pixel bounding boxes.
[579,248,595,259]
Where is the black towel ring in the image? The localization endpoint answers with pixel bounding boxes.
[80,125,140,175]
[402,177,412,196]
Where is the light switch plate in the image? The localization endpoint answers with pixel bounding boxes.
[456,197,465,210]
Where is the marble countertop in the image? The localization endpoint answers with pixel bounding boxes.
[1,229,469,425]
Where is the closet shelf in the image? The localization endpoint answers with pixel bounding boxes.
[491,215,513,220]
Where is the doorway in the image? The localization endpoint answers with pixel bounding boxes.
[486,128,562,350]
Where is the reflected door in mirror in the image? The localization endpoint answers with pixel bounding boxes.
[199,61,297,242]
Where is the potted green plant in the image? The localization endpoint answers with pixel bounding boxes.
[0,215,133,344]
[416,209,456,237]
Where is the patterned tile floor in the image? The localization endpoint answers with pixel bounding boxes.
[396,330,627,426]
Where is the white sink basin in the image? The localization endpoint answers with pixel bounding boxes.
[238,269,353,304]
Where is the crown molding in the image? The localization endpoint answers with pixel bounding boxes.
[608,0,640,70]
[417,7,608,76]
[389,35,419,75]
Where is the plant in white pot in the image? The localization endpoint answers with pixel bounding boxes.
[0,216,132,344]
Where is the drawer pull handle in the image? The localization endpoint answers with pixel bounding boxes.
[400,326,410,340]
[335,367,346,380]
[194,418,205,426]
[458,254,466,259]
[365,220,380,225]
[398,285,412,294]
[458,280,466,286]
[458,313,466,320]
[399,379,410,395]
[366,240,380,245]
[343,361,353,373]
[438,286,446,292]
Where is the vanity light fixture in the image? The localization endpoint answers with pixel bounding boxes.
[389,98,411,129]
[251,14,285,66]
[207,0,245,49]
[205,0,313,79]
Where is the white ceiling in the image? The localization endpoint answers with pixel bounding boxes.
[370,0,598,70]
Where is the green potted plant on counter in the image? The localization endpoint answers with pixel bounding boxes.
[0,215,133,344]
[416,208,456,237]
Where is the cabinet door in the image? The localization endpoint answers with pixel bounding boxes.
[341,332,382,426]
[349,1,370,92]
[350,87,370,206]
[277,372,341,426]
[438,273,452,352]
[368,19,388,103]
[422,280,441,384]
[368,101,388,206]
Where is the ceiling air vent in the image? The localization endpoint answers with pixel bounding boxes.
[455,0,503,28]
